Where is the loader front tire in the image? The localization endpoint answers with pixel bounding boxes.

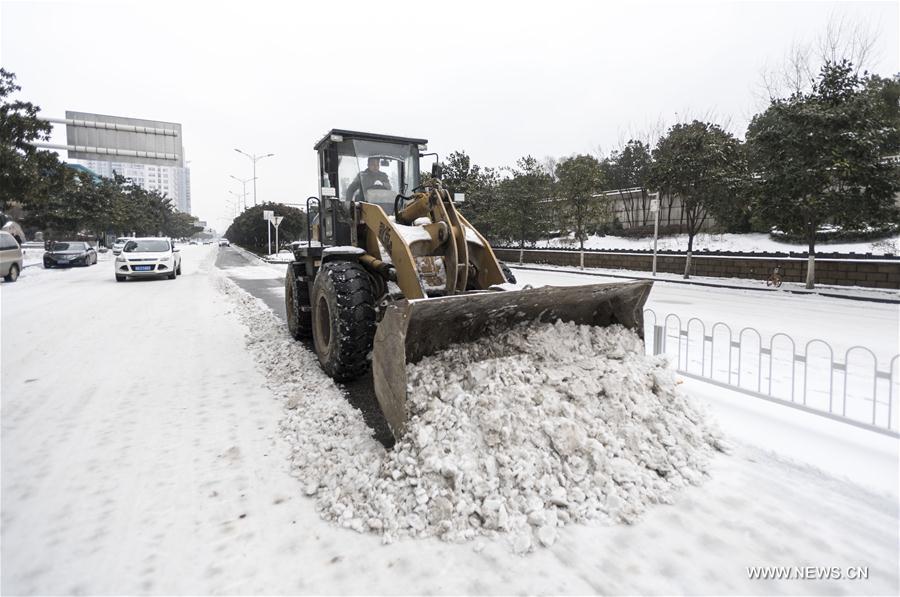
[311,260,375,381]
[500,262,517,284]
[285,264,313,340]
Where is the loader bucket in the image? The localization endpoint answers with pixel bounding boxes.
[371,280,653,439]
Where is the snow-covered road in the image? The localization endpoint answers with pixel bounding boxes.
[1,245,897,595]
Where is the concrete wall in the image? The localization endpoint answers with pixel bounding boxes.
[597,189,718,232]
[493,248,900,289]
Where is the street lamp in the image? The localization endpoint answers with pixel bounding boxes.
[234,148,274,207]
[225,197,239,218]
[227,190,243,214]
[229,175,255,210]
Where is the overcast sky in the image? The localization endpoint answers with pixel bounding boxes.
[2,0,897,232]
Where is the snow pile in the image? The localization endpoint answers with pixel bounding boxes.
[354,322,726,552]
[218,276,726,553]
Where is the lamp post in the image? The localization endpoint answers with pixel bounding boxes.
[650,192,660,277]
[229,175,255,211]
[227,191,243,215]
[225,197,239,219]
[234,149,274,207]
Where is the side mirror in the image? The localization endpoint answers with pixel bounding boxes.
[173,247,180,252]
[431,162,443,179]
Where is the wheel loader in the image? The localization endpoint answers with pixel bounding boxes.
[285,129,652,439]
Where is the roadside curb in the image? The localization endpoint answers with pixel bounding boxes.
[231,244,290,265]
[230,245,264,263]
[510,264,900,304]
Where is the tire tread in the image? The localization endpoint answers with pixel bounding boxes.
[313,261,375,380]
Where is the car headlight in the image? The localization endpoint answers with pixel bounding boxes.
[160,256,170,262]
[116,256,126,262]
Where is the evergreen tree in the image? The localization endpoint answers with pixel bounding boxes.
[601,141,654,228]
[555,154,605,250]
[747,62,900,288]
[225,203,308,254]
[649,121,744,278]
[441,150,501,236]
[0,68,58,213]
[495,156,553,249]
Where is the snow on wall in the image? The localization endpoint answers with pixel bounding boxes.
[536,232,900,256]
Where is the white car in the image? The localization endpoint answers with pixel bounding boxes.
[115,237,181,282]
[112,237,134,256]
[0,230,23,282]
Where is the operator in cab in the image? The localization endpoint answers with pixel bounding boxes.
[345,156,391,201]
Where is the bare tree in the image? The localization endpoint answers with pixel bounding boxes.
[819,13,878,74]
[758,12,881,101]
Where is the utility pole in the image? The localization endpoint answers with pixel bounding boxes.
[234,149,274,206]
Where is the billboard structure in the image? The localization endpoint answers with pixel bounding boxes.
[59,111,183,167]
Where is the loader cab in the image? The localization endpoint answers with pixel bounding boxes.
[314,129,427,245]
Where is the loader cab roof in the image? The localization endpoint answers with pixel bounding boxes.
[313,129,428,151]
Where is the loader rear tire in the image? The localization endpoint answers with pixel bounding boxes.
[311,260,375,381]
[500,262,517,284]
[286,264,313,340]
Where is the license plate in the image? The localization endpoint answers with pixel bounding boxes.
[133,265,153,271]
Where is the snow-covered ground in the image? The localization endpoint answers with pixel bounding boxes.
[1,245,897,594]
[538,231,900,255]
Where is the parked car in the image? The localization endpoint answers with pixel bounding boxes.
[43,241,97,268]
[115,237,181,282]
[218,239,230,247]
[189,240,199,245]
[0,230,23,282]
[112,237,134,255]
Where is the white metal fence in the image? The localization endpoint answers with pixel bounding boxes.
[643,309,900,437]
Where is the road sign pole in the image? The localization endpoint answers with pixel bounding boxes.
[271,215,284,257]
[263,210,274,256]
